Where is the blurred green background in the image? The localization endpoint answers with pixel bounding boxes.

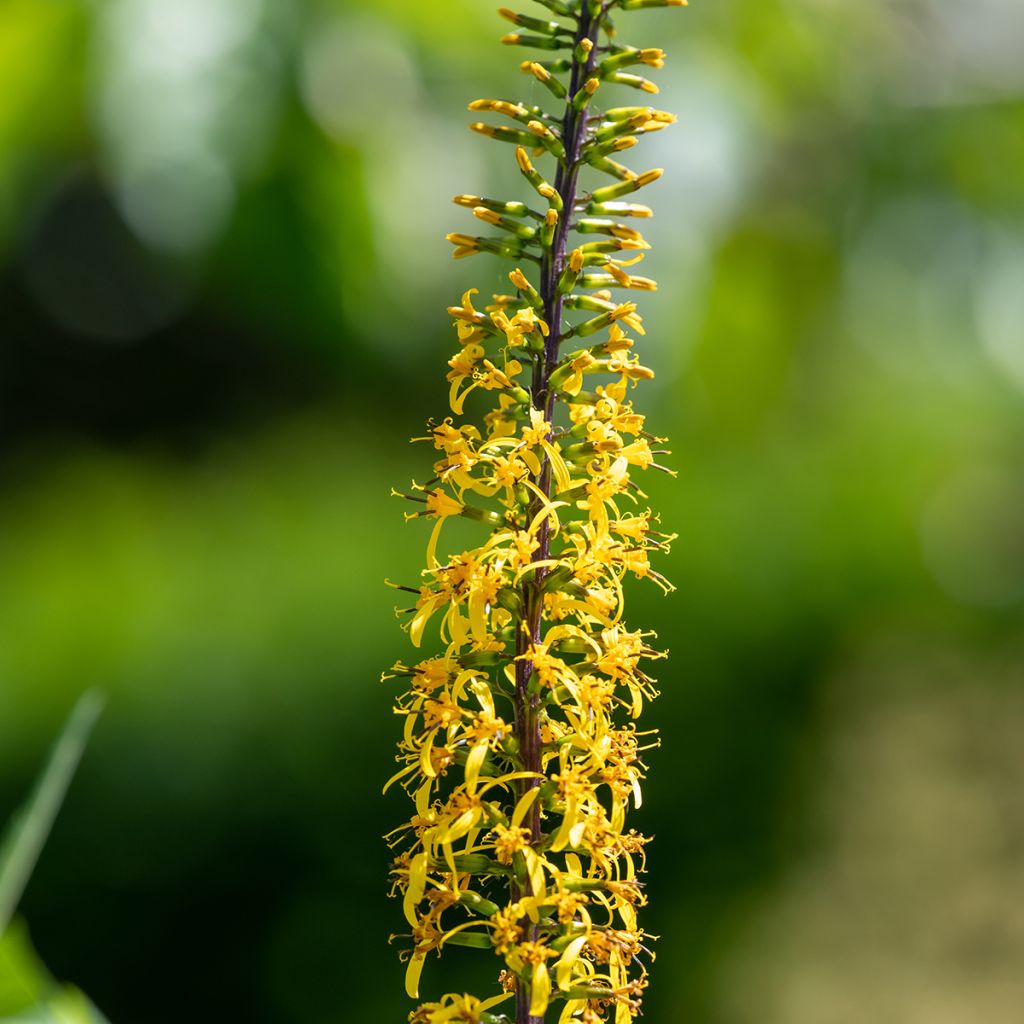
[1,0,1022,1021]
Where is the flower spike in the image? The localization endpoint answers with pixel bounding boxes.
[387,3,685,1022]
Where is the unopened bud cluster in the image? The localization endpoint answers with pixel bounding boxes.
[385,2,685,1022]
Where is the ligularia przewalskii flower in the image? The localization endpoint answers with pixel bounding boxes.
[385,2,685,1021]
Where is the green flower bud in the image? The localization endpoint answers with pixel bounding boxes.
[589,167,664,202]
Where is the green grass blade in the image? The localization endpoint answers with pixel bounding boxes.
[0,692,105,935]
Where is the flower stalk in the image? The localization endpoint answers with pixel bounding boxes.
[385,2,685,1022]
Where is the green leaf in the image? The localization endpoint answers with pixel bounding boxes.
[0,922,109,1022]
[0,922,47,1014]
[0,692,105,936]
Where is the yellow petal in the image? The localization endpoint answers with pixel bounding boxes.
[568,816,587,849]
[409,598,440,649]
[475,770,545,799]
[464,739,489,792]
[403,852,428,926]
[404,951,426,999]
[468,592,489,642]
[510,786,540,828]
[442,807,480,845]
[513,557,564,584]
[556,934,589,990]
[420,728,441,779]
[541,439,573,493]
[529,962,552,1017]
[480,992,515,1013]
[560,998,587,1022]
[522,481,568,532]
[448,377,464,413]
[450,379,480,415]
[414,779,432,818]
[425,517,446,569]
[468,677,495,717]
[382,761,417,795]
[444,602,469,648]
[550,796,577,852]
[524,847,547,899]
[519,447,541,476]
[620,902,637,931]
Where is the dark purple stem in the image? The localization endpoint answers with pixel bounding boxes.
[513,5,606,1023]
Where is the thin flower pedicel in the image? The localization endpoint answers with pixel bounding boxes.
[385,2,684,1021]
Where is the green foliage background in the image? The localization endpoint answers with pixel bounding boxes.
[1,0,1022,1021]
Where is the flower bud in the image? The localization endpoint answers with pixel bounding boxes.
[590,168,663,203]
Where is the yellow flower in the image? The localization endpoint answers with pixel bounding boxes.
[489,903,524,953]
[490,823,532,865]
[409,992,513,1024]
[560,350,598,396]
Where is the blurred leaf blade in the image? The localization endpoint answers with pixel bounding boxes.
[0,692,105,936]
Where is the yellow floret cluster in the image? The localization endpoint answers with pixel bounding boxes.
[385,2,686,1021]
